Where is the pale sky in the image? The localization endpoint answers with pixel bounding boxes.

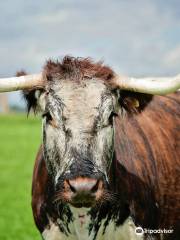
[0,0,180,107]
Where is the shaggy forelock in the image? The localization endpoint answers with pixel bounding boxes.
[43,56,114,83]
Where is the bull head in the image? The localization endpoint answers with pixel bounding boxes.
[0,56,180,208]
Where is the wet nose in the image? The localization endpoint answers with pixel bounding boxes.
[68,178,99,193]
[65,177,103,207]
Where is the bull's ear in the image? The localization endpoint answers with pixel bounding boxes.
[119,90,153,114]
[16,71,45,115]
[23,89,46,115]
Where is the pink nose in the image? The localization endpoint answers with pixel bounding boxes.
[64,177,103,207]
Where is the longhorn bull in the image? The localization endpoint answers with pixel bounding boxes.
[0,56,179,240]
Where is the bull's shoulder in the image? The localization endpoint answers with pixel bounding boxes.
[114,91,180,229]
[32,146,53,233]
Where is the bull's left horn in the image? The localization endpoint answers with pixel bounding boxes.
[0,73,44,92]
[113,74,180,95]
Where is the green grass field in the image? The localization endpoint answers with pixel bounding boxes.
[0,114,41,240]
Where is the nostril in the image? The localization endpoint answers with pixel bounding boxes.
[91,180,99,193]
[67,180,76,193]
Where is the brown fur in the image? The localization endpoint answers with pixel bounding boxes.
[114,92,180,238]
[31,146,50,232]
[43,56,114,82]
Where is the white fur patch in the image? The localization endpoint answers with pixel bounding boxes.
[42,210,144,240]
[42,220,62,240]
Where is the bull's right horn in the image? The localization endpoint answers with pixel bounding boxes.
[0,73,44,92]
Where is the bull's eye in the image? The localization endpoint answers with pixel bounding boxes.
[108,111,118,125]
[42,111,53,123]
[42,112,58,127]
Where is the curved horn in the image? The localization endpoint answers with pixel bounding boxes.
[113,74,180,95]
[0,73,44,92]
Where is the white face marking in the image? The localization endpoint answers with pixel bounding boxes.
[42,216,145,240]
[41,78,119,181]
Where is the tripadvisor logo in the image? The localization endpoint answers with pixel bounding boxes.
[135,227,174,235]
[135,227,144,235]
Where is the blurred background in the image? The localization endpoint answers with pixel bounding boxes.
[0,0,179,239]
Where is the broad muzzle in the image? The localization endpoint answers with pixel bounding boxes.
[63,177,104,208]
